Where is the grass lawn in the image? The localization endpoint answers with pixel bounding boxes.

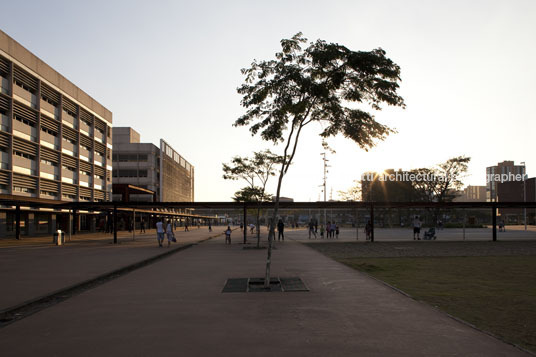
[308,245,536,352]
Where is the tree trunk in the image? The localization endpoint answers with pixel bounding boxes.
[264,168,284,288]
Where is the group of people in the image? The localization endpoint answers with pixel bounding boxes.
[308,220,340,239]
[155,219,176,247]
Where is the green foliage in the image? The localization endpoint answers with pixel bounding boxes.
[222,149,284,188]
[235,32,405,152]
[232,186,272,203]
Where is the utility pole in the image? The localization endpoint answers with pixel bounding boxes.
[320,152,330,227]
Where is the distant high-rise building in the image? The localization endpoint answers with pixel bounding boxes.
[486,161,525,201]
[0,30,112,237]
[112,127,193,202]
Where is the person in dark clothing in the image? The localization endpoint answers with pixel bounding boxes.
[277,219,285,241]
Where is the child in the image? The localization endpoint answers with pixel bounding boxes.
[225,226,232,245]
[335,225,340,239]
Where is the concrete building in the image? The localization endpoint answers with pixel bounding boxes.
[112,127,193,202]
[0,30,112,237]
[486,161,525,201]
[453,185,487,202]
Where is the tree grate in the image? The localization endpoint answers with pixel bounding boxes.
[222,277,308,293]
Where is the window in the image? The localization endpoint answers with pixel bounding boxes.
[40,190,57,197]
[14,115,35,127]
[80,170,91,176]
[14,79,35,94]
[80,196,91,201]
[138,154,148,162]
[41,95,57,106]
[40,159,57,167]
[14,186,35,194]
[62,165,75,172]
[41,127,57,136]
[62,137,75,145]
[94,174,105,180]
[13,150,35,160]
[62,193,76,199]
[138,170,148,177]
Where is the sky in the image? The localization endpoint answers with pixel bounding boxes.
[2,0,535,201]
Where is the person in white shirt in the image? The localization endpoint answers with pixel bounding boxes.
[156,219,165,247]
[413,216,422,240]
[165,220,175,248]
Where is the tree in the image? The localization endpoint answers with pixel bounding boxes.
[410,156,471,203]
[235,32,405,287]
[222,150,283,246]
[410,156,471,224]
[338,180,362,201]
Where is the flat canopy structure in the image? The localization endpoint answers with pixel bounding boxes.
[112,184,156,203]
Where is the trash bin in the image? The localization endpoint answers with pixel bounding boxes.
[53,230,65,245]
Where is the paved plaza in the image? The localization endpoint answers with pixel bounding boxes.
[1,227,533,356]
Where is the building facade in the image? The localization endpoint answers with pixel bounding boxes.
[486,161,525,201]
[112,128,194,202]
[453,185,487,202]
[0,30,113,237]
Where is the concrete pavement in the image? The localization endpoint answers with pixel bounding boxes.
[0,226,221,312]
[0,234,529,356]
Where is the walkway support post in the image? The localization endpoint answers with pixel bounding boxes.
[132,209,136,241]
[370,202,375,242]
[492,203,497,242]
[243,203,247,244]
[113,205,118,244]
[355,206,359,240]
[15,204,21,240]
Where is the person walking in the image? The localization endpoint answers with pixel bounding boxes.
[225,226,232,244]
[326,221,332,239]
[277,219,285,241]
[166,220,175,248]
[413,216,422,240]
[184,221,189,232]
[208,222,212,232]
[140,219,146,234]
[156,219,165,247]
[308,219,317,239]
[335,224,340,239]
[365,220,372,241]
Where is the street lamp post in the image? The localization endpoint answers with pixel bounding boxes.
[521,162,527,231]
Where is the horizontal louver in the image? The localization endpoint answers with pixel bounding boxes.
[61,154,77,169]
[13,173,37,189]
[0,170,9,185]
[79,161,92,173]
[0,55,9,75]
[79,108,92,124]
[40,179,59,193]
[80,134,93,149]
[79,186,91,197]
[94,141,105,155]
[0,94,9,111]
[13,66,37,92]
[13,102,38,122]
[40,83,60,106]
[94,166,105,177]
[62,183,77,196]
[40,147,59,163]
[41,115,60,133]
[94,118,106,131]
[13,138,37,156]
[62,97,77,116]
[0,132,10,149]
[94,190,105,200]
[62,126,78,142]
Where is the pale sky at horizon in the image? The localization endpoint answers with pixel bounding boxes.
[2,0,534,201]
